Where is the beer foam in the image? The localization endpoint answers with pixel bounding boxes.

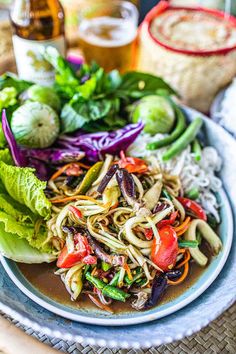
[79,16,137,47]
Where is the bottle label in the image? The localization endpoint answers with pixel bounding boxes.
[12,35,66,86]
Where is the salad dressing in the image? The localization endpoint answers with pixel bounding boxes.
[18,259,207,313]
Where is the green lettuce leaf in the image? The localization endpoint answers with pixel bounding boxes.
[0,193,35,224]
[0,162,51,219]
[0,211,53,254]
[0,223,56,263]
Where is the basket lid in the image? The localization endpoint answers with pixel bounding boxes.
[143,0,236,56]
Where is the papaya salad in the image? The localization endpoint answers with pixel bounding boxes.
[0,48,223,312]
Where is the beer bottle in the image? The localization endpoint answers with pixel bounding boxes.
[10,0,66,86]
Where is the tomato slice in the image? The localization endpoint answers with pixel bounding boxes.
[117,151,148,174]
[57,233,91,268]
[177,197,207,221]
[57,246,86,268]
[151,226,178,272]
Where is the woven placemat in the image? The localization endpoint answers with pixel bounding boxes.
[2,302,236,354]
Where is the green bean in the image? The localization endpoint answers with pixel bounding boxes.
[162,117,203,161]
[192,139,201,162]
[102,285,130,302]
[147,105,186,150]
[85,273,106,290]
[109,271,120,286]
[136,278,147,286]
[186,187,199,200]
[86,272,130,302]
[124,267,142,285]
[178,240,199,248]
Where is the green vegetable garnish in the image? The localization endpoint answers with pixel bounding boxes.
[162,117,203,161]
[132,95,175,135]
[0,161,51,219]
[11,102,60,148]
[0,154,55,263]
[42,47,176,134]
[0,223,56,263]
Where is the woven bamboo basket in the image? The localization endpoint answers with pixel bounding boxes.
[137,1,236,112]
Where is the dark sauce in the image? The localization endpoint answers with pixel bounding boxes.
[18,255,209,314]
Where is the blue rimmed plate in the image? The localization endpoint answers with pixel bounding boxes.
[0,107,236,347]
[0,125,234,327]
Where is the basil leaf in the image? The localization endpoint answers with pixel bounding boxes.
[61,98,120,133]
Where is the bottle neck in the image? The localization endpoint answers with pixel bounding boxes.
[11,0,65,40]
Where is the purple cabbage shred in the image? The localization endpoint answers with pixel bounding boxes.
[57,122,144,162]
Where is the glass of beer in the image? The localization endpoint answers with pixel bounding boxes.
[78,0,139,72]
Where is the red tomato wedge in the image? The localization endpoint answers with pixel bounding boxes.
[117,151,148,174]
[151,226,178,272]
[57,233,91,268]
[177,197,207,221]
